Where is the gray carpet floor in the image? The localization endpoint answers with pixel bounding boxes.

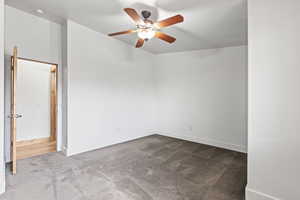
[1,135,247,200]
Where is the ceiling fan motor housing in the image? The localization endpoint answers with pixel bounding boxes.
[141,10,151,19]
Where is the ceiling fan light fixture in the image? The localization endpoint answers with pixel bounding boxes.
[137,29,156,40]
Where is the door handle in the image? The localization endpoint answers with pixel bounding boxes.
[8,114,23,118]
[15,114,22,118]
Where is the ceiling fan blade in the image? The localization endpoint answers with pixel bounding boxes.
[108,30,135,37]
[155,32,176,43]
[124,8,143,24]
[155,15,184,28]
[136,39,144,48]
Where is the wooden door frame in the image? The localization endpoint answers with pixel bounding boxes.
[10,47,17,174]
[12,57,58,155]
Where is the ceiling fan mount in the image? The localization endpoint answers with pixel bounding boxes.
[141,10,151,19]
[108,8,184,48]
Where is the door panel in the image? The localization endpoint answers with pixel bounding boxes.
[11,47,17,174]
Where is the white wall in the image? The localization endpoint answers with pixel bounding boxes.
[4,6,63,160]
[0,0,5,194]
[61,22,68,154]
[155,46,247,152]
[66,21,156,156]
[247,0,300,200]
[16,60,52,141]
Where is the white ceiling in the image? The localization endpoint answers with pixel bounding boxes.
[5,0,247,54]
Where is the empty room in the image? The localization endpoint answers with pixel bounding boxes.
[0,0,299,200]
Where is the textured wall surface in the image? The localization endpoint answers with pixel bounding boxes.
[66,21,157,156]
[247,0,300,199]
[155,46,247,152]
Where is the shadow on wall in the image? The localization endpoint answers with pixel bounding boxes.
[4,54,12,162]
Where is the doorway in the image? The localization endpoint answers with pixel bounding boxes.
[13,57,58,161]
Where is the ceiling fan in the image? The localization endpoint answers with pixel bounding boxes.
[108,8,184,48]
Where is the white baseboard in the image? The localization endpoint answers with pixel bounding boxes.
[157,132,247,153]
[65,134,154,157]
[246,187,280,200]
[0,166,5,194]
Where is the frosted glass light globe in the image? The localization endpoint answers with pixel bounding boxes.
[137,29,156,40]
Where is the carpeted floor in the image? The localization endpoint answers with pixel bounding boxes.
[1,135,247,200]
